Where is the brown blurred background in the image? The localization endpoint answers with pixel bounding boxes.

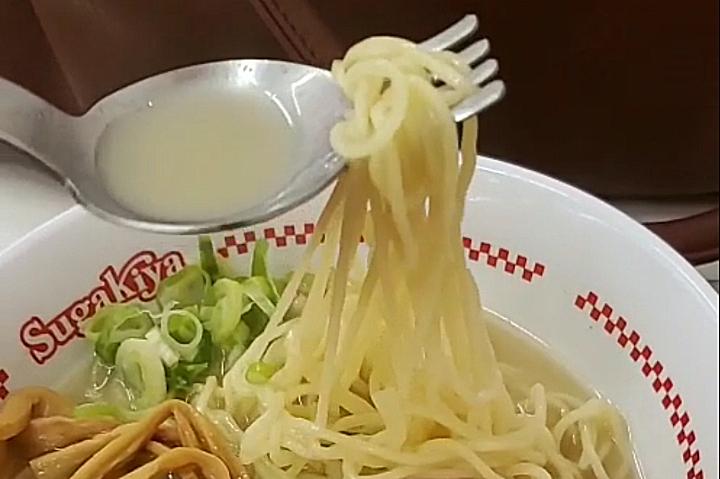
[1,0,718,261]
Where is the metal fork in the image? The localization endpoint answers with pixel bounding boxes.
[420,14,506,122]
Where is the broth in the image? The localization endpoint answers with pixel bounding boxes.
[96,86,296,222]
[486,311,642,478]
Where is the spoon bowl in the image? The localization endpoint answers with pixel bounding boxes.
[0,60,348,234]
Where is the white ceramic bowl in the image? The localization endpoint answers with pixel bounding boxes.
[1,158,717,478]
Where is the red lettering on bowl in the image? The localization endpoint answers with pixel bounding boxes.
[18,250,185,365]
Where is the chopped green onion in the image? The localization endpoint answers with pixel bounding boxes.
[209,279,251,344]
[73,402,126,421]
[225,341,248,370]
[202,286,218,308]
[251,239,279,301]
[198,305,215,325]
[243,306,269,341]
[222,319,251,370]
[274,276,289,296]
[83,304,142,342]
[108,312,153,344]
[160,308,204,361]
[232,320,251,346]
[156,264,208,308]
[194,331,223,378]
[246,361,281,385]
[83,305,152,364]
[115,338,167,409]
[168,314,196,343]
[199,235,220,281]
[83,306,117,343]
[166,362,209,399]
[242,276,276,317]
[145,327,179,367]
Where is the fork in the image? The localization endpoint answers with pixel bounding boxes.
[420,14,506,122]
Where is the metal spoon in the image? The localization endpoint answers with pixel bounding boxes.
[0,60,348,234]
[0,15,503,234]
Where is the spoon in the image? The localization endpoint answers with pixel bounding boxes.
[0,60,348,234]
[0,15,503,234]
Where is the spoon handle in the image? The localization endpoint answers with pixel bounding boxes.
[0,78,70,178]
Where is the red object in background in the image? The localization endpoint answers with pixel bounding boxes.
[647,210,719,265]
[0,0,717,262]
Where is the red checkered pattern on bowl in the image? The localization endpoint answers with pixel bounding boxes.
[217,224,315,257]
[0,369,8,400]
[462,237,545,282]
[576,291,704,479]
[217,223,546,284]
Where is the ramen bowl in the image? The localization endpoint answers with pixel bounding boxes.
[0,157,717,478]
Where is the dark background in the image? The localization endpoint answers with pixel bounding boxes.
[1,0,718,258]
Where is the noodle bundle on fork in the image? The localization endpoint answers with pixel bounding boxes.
[220,21,634,479]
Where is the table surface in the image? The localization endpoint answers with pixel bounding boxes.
[1,142,717,287]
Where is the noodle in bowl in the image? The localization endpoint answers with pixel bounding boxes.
[0,155,716,478]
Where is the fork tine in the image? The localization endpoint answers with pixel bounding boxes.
[469,59,499,85]
[419,15,479,52]
[458,39,490,65]
[453,80,506,122]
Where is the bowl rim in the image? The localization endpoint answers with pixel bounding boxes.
[1,156,717,314]
[478,157,719,312]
